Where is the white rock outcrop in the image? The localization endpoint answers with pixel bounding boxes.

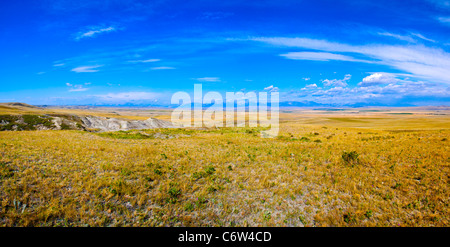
[80,116,175,131]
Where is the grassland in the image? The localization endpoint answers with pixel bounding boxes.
[0,102,171,121]
[0,104,448,226]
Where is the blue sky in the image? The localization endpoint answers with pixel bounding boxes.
[1,0,449,106]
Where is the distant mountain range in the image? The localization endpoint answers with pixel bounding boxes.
[35,100,442,109]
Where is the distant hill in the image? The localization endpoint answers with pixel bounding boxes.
[0,102,42,109]
[0,102,45,115]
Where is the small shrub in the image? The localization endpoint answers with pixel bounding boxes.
[298,215,307,225]
[192,165,215,180]
[192,171,204,179]
[342,151,359,163]
[204,165,216,175]
[195,197,208,208]
[392,182,401,189]
[0,161,14,179]
[167,183,181,203]
[184,202,194,211]
[300,137,310,142]
[263,211,272,221]
[120,168,132,176]
[384,193,393,200]
[207,185,217,193]
[60,123,71,130]
[154,165,163,175]
[343,213,356,223]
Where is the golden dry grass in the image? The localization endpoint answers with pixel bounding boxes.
[0,107,449,226]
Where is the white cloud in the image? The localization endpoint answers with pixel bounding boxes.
[322,74,351,87]
[358,73,397,87]
[428,0,450,9]
[283,78,449,106]
[53,63,65,67]
[436,16,450,26]
[378,32,416,43]
[71,65,103,73]
[250,37,359,53]
[302,77,311,81]
[437,16,450,24]
[150,66,175,70]
[377,32,435,44]
[75,26,116,40]
[264,85,279,92]
[250,37,450,84]
[66,83,88,92]
[128,59,161,63]
[301,83,319,90]
[280,52,368,62]
[195,77,221,82]
[69,87,88,92]
[410,33,436,43]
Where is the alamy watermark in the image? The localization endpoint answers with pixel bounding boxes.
[171,84,279,138]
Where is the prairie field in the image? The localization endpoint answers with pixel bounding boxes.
[0,105,449,226]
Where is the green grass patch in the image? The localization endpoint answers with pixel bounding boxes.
[97,130,153,139]
[386,113,413,115]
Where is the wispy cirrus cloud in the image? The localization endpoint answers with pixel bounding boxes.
[377,32,416,43]
[427,0,450,9]
[410,33,436,43]
[71,65,103,73]
[376,31,435,43]
[75,26,117,40]
[437,16,450,25]
[195,77,221,82]
[128,59,161,63]
[199,11,234,20]
[280,52,369,62]
[150,66,175,70]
